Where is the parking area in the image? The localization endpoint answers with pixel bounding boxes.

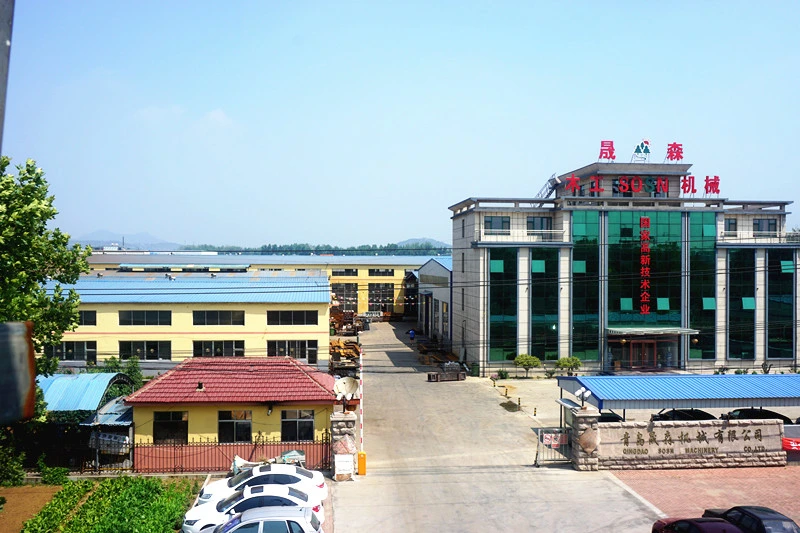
[614,467,800,523]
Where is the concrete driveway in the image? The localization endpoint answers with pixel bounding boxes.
[331,322,661,532]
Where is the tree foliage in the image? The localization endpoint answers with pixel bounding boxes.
[555,356,582,375]
[180,241,451,256]
[513,353,541,377]
[0,157,91,375]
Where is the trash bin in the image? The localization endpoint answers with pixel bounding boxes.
[470,363,480,377]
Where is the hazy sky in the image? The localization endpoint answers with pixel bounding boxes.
[4,2,799,247]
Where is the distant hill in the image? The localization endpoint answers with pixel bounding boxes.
[71,231,181,251]
[71,231,451,253]
[397,238,451,249]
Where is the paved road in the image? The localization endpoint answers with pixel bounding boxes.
[332,322,660,532]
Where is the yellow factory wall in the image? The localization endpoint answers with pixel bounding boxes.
[62,302,330,363]
[132,403,335,444]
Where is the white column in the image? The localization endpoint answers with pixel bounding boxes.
[755,249,767,363]
[716,250,727,363]
[559,247,572,359]
[518,247,530,356]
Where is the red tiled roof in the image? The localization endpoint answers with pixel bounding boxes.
[125,358,336,405]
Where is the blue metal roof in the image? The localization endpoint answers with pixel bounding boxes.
[48,271,331,304]
[432,257,453,271]
[557,374,800,410]
[37,373,128,411]
[80,396,133,426]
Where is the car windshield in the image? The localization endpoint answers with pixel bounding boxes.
[227,469,254,488]
[763,519,800,533]
[216,490,244,513]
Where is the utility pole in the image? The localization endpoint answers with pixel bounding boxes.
[0,0,14,154]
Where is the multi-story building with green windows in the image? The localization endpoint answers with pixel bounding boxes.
[449,162,798,374]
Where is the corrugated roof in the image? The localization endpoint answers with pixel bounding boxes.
[48,271,331,304]
[125,357,336,405]
[432,257,453,271]
[37,373,130,411]
[557,374,800,410]
[81,396,133,426]
[90,254,440,267]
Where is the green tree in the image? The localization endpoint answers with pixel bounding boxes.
[0,157,91,375]
[513,353,541,378]
[555,356,582,376]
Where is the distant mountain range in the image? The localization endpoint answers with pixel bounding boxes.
[71,232,451,252]
[72,231,182,251]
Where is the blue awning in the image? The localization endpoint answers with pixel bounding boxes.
[557,374,800,410]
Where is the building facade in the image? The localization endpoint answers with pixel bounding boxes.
[450,161,799,375]
[49,271,331,373]
[417,257,453,350]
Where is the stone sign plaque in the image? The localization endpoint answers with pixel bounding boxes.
[595,419,785,469]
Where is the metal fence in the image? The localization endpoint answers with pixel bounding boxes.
[133,433,331,473]
[534,427,572,467]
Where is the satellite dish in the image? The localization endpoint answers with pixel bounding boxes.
[333,377,359,399]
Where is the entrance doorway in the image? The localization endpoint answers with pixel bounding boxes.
[610,335,680,370]
[628,340,656,368]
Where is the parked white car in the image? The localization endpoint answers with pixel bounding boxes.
[183,485,324,533]
[212,507,323,533]
[196,464,328,507]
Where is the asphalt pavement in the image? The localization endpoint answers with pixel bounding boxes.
[331,322,662,532]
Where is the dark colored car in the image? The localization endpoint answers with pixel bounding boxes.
[724,408,793,425]
[652,409,717,422]
[652,517,745,533]
[598,411,624,423]
[702,506,800,533]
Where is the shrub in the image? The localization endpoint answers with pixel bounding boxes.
[38,455,70,485]
[0,432,25,487]
[555,356,582,375]
[513,354,541,378]
[497,369,509,380]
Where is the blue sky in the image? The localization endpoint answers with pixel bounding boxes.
[4,2,799,247]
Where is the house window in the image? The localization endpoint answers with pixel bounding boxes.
[44,341,97,364]
[461,252,464,273]
[78,310,96,326]
[218,410,252,443]
[119,310,171,326]
[332,268,358,276]
[461,218,465,239]
[193,310,245,326]
[461,288,465,311]
[368,283,394,313]
[753,218,777,237]
[484,216,510,235]
[193,340,245,357]
[527,216,553,240]
[119,340,171,360]
[266,310,319,326]
[281,410,314,441]
[725,218,737,236]
[267,340,318,364]
[153,411,188,445]
[331,283,358,312]
[368,269,394,277]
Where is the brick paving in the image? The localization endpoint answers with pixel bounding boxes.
[613,465,800,523]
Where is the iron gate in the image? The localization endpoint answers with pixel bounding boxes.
[534,427,572,467]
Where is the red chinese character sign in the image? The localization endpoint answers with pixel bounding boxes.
[640,217,651,315]
[666,142,683,161]
[599,140,616,161]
